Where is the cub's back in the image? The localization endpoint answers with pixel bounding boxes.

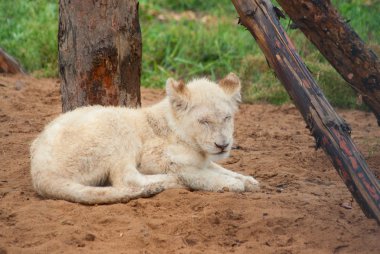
[30,106,146,171]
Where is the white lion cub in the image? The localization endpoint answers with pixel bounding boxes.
[30,73,259,204]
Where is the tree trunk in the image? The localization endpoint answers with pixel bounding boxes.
[59,0,142,112]
[276,0,380,125]
[0,48,26,74]
[231,0,380,223]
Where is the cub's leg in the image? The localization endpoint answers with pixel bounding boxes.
[208,162,260,192]
[178,167,245,192]
[110,163,184,191]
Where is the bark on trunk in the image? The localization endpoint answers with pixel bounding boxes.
[276,0,380,125]
[0,48,26,74]
[59,0,142,112]
[231,0,380,223]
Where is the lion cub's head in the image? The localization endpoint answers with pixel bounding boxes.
[166,73,241,161]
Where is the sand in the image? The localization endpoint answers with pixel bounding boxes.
[0,74,379,254]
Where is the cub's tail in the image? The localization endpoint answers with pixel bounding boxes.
[32,175,164,205]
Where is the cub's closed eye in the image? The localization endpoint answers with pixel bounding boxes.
[198,119,209,125]
[224,116,232,121]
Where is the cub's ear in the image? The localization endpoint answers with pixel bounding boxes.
[219,73,241,103]
[166,78,190,111]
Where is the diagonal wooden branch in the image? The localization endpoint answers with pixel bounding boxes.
[276,0,380,125]
[231,0,380,223]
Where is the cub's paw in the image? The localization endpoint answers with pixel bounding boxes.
[241,176,260,192]
[223,178,245,193]
[141,183,166,197]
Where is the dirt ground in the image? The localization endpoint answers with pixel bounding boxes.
[0,74,379,254]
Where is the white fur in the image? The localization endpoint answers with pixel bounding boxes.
[30,73,259,204]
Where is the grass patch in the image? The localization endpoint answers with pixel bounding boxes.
[333,0,380,42]
[140,5,257,87]
[0,0,379,108]
[0,0,58,77]
[239,55,288,105]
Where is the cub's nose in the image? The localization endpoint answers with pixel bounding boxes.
[215,142,229,150]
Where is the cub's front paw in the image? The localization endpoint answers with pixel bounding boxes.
[241,176,260,192]
[222,178,245,192]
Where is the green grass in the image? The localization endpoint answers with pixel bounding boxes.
[140,5,258,87]
[0,0,58,77]
[0,0,379,108]
[333,0,380,42]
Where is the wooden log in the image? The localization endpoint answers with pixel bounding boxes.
[231,0,380,223]
[59,0,142,112]
[0,48,26,74]
[276,0,380,125]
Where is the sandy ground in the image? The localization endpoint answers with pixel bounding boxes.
[0,74,379,254]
